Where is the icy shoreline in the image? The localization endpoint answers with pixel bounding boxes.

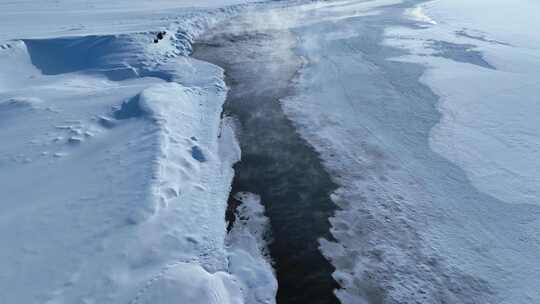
[280,0,539,303]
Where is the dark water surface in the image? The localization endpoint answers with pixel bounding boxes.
[193,13,341,304]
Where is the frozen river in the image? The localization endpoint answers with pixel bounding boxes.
[1,0,538,303]
[197,0,540,303]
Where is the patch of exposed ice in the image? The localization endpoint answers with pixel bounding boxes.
[384,0,540,302]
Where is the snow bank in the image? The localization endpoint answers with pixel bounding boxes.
[132,192,276,304]
[0,2,276,303]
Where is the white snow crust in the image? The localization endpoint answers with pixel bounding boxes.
[382,1,540,302]
[0,2,276,303]
[387,0,540,208]
[279,0,540,303]
[0,0,263,40]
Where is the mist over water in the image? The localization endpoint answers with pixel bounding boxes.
[193,8,341,304]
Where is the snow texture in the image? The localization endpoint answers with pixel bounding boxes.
[0,0,264,41]
[0,1,275,303]
[227,192,277,304]
[278,0,540,303]
[382,1,540,303]
[387,0,540,208]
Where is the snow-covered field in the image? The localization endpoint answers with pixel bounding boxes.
[0,1,275,303]
[0,0,263,40]
[385,1,540,302]
[388,0,540,208]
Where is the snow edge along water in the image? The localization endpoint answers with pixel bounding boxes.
[101,5,279,304]
[0,2,277,304]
